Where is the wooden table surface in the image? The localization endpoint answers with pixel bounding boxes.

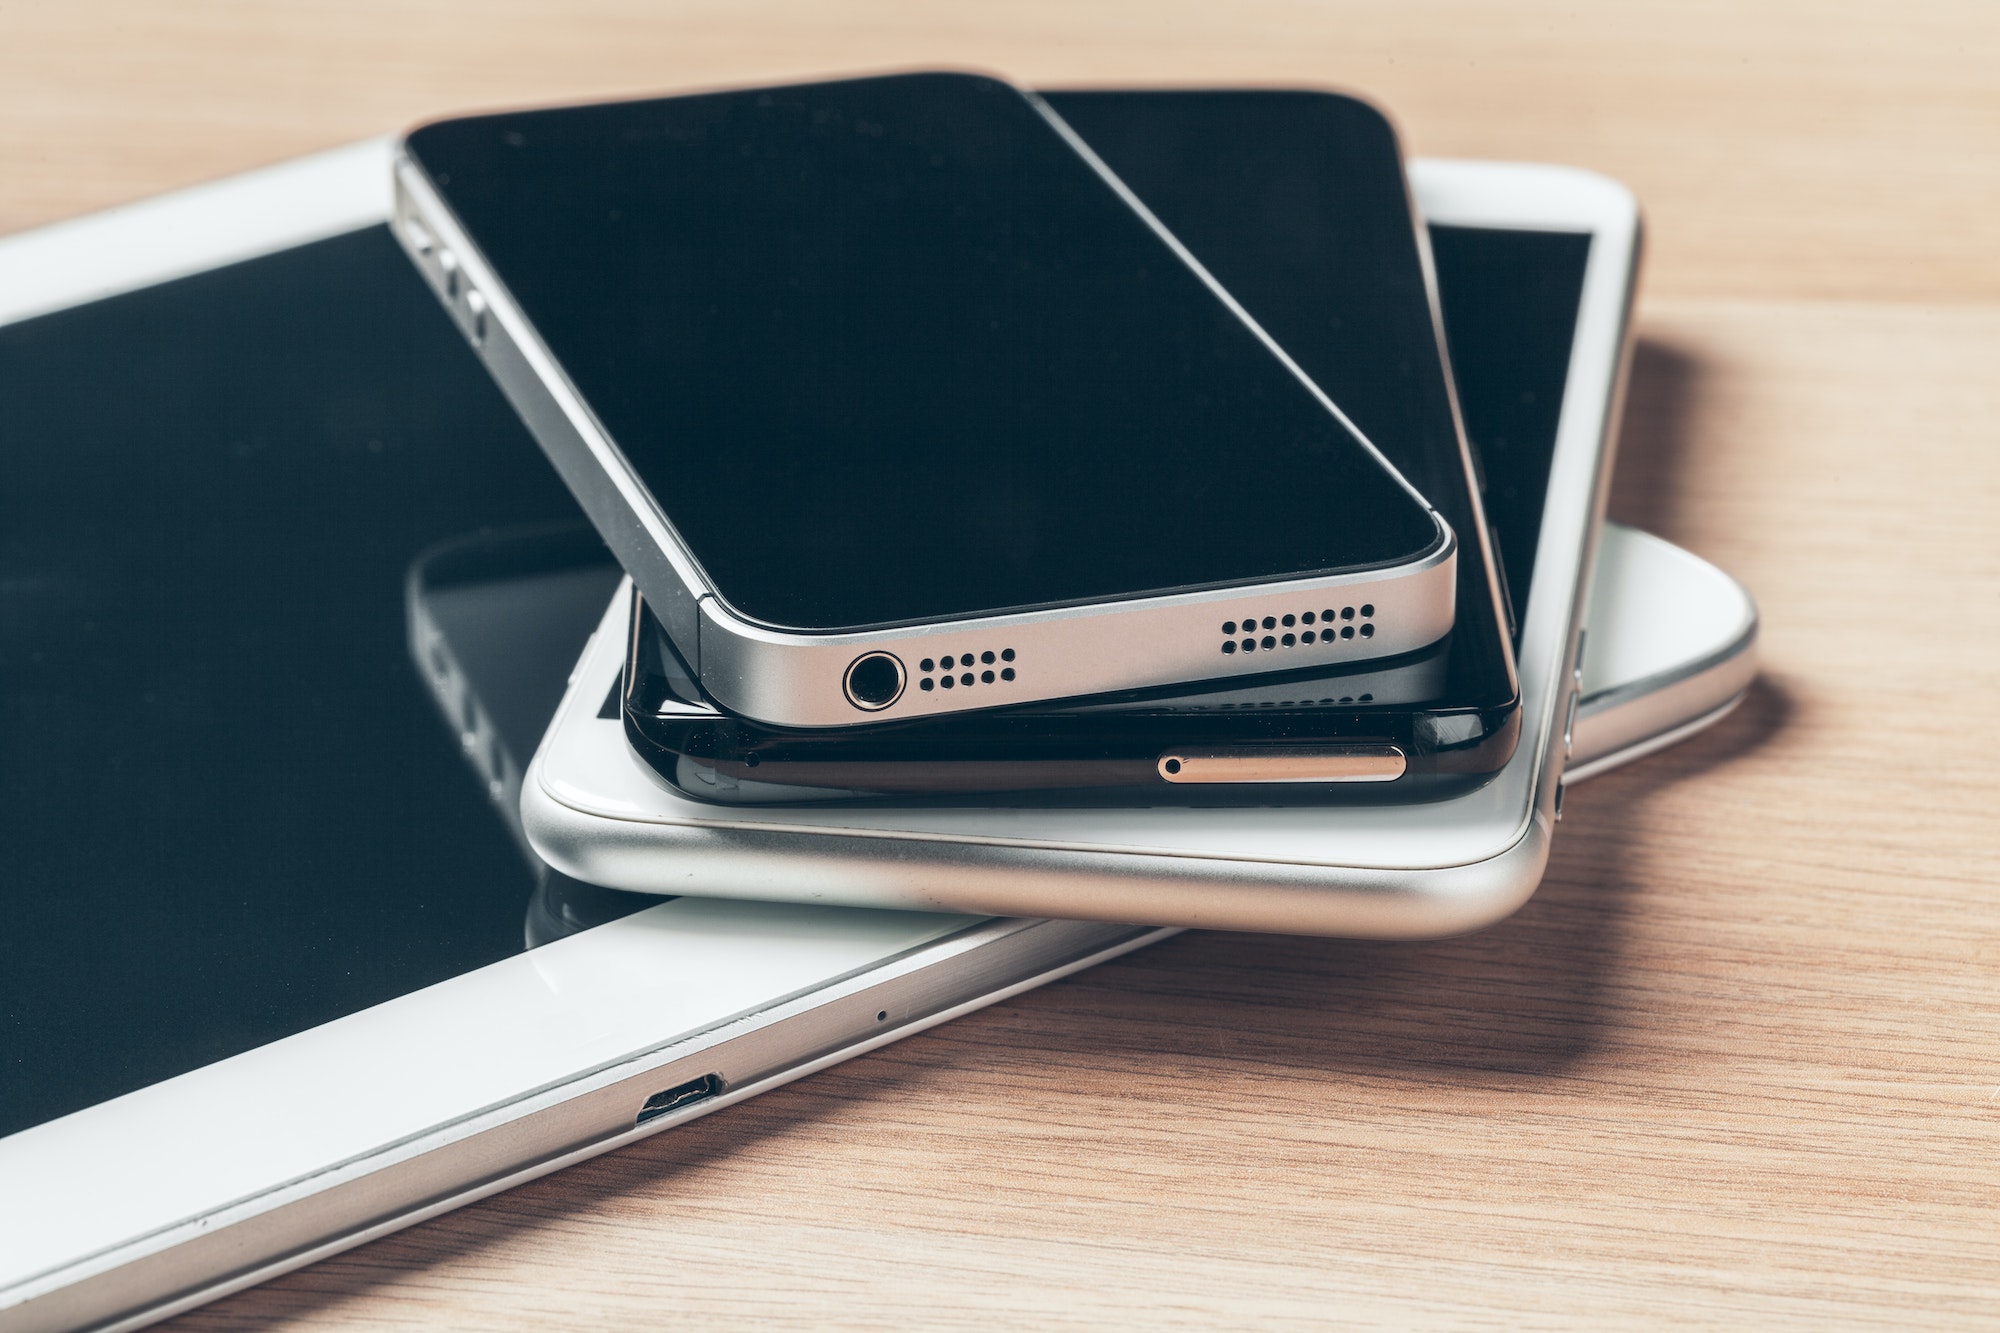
[8,2,1998,1326]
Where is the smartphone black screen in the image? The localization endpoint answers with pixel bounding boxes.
[403,73,1442,630]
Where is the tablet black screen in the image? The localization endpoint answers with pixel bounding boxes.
[0,215,1586,1140]
[0,227,596,1137]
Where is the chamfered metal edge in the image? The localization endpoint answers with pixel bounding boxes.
[0,916,1172,1333]
[390,149,716,675]
[693,524,1456,728]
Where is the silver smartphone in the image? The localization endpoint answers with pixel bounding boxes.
[391,73,1464,728]
[522,156,1656,936]
[0,142,1744,1333]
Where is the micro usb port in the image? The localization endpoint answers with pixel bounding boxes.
[636,1073,723,1125]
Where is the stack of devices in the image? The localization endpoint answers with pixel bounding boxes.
[0,74,1754,1332]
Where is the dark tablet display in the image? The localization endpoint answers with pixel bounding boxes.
[0,227,615,1138]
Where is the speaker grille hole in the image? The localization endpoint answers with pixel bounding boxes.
[917,648,1018,694]
[1185,691,1378,714]
[1220,607,1376,656]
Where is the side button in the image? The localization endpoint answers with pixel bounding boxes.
[400,215,434,256]
[464,289,488,345]
[1563,687,1580,756]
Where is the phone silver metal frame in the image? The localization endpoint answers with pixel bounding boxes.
[388,83,1461,731]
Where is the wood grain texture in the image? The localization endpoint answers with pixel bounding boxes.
[4,0,1999,303]
[5,2,1996,1326]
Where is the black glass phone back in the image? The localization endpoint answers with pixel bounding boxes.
[403,73,1442,631]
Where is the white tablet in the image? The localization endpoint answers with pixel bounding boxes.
[524,159,1675,936]
[0,143,1164,1333]
[0,142,1747,1333]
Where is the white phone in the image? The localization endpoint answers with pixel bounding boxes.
[523,157,1669,937]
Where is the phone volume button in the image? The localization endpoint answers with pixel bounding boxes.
[464,289,488,345]
[400,215,434,256]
